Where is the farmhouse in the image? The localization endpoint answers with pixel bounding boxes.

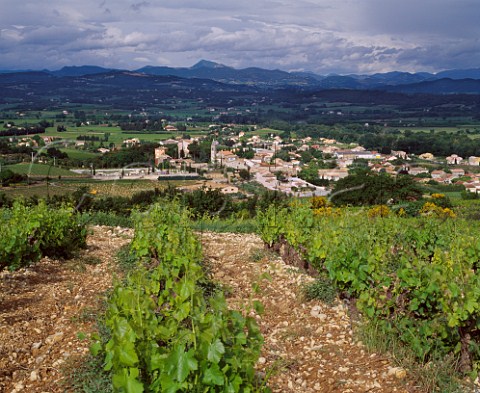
[177,139,191,158]
[450,168,466,178]
[178,181,239,195]
[392,150,408,159]
[216,150,239,163]
[318,168,349,181]
[431,170,447,180]
[334,150,381,160]
[419,152,435,161]
[154,147,171,166]
[469,156,480,166]
[446,154,463,165]
[123,138,140,147]
[407,167,429,176]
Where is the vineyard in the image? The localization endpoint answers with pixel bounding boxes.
[2,197,480,391]
[96,202,266,392]
[258,201,480,380]
[0,201,87,271]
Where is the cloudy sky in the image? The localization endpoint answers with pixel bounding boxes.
[0,0,479,74]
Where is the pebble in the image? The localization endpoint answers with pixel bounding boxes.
[388,366,407,379]
[52,358,65,367]
[31,342,42,351]
[45,332,64,345]
[29,370,38,382]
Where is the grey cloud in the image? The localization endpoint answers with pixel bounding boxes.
[355,0,480,38]
[0,0,479,73]
[130,1,149,11]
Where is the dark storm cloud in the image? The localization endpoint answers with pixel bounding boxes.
[130,2,149,12]
[0,0,478,73]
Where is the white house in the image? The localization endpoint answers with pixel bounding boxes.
[318,168,349,181]
[446,154,463,165]
[469,156,480,166]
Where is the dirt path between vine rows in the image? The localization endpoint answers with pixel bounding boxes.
[0,226,134,393]
[199,231,421,393]
[1,227,420,393]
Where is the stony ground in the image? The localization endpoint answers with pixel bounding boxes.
[199,231,420,393]
[0,226,133,393]
[0,227,421,392]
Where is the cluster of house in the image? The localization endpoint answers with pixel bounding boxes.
[149,134,327,196]
[149,131,480,196]
[10,127,480,196]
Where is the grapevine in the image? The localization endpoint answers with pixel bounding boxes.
[258,202,480,375]
[99,202,266,392]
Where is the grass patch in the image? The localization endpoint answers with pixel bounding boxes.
[249,247,274,262]
[80,212,133,228]
[62,289,113,391]
[60,148,100,160]
[301,275,337,305]
[356,320,466,393]
[83,255,102,265]
[62,354,112,393]
[71,306,98,324]
[193,217,258,233]
[5,162,83,177]
[115,244,137,273]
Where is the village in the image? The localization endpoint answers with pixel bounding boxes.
[118,131,480,197]
[7,125,480,198]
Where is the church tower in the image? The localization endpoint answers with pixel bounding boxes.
[211,139,219,163]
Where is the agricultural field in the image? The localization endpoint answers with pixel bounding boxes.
[4,163,84,177]
[1,197,475,391]
[57,148,99,160]
[71,178,198,198]
[1,182,76,199]
[42,125,179,146]
[251,127,283,136]
[0,178,198,199]
[1,106,211,148]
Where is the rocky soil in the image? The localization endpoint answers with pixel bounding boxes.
[0,227,421,392]
[0,226,133,393]
[199,231,420,393]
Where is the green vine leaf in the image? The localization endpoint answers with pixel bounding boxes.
[203,363,225,386]
[207,338,225,364]
[118,342,139,367]
[169,346,198,383]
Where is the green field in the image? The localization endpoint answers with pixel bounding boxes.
[59,148,100,160]
[252,128,283,136]
[40,126,206,146]
[5,163,84,177]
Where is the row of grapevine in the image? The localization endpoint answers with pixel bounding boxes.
[258,203,480,375]
[99,202,265,392]
[0,201,87,271]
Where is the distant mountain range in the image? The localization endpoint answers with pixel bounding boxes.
[2,60,480,94]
